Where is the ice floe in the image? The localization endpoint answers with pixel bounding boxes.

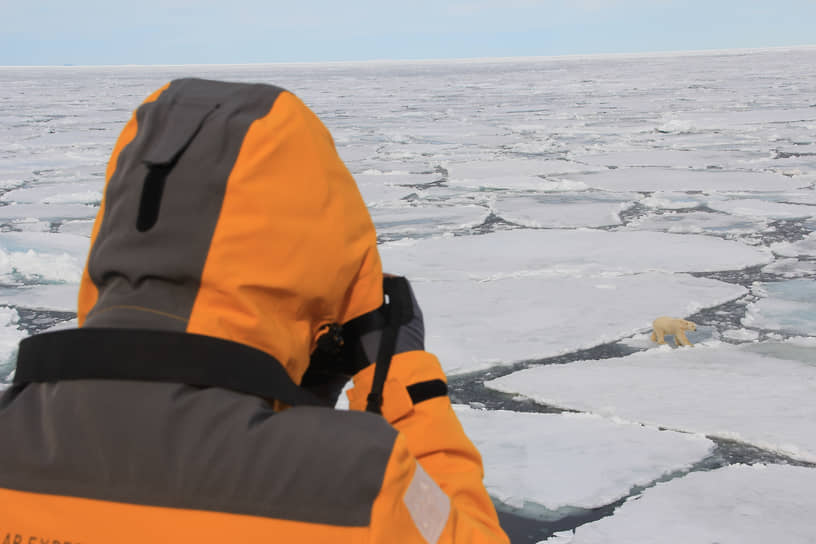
[0,182,103,205]
[707,198,816,219]
[624,210,768,236]
[380,229,772,281]
[487,341,816,462]
[0,284,79,313]
[0,232,88,285]
[492,194,632,228]
[370,203,488,237]
[565,168,803,192]
[772,232,816,257]
[412,273,745,374]
[762,258,816,278]
[454,406,714,514]
[562,465,816,544]
[742,280,816,336]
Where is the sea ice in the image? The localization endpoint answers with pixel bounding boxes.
[762,258,816,278]
[624,210,767,237]
[0,232,88,284]
[370,203,488,237]
[563,465,816,544]
[772,232,816,257]
[0,284,79,313]
[564,168,802,192]
[638,191,707,210]
[706,198,816,219]
[487,341,816,462]
[0,182,103,205]
[0,306,26,380]
[578,150,730,170]
[492,195,631,228]
[742,279,816,336]
[0,203,99,221]
[454,406,713,513]
[410,273,745,374]
[380,229,772,281]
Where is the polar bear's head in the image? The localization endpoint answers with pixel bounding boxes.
[682,320,697,331]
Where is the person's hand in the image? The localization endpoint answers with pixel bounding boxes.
[351,274,425,366]
[301,275,424,405]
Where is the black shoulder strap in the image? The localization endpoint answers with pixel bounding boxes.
[14,328,328,408]
[365,276,415,414]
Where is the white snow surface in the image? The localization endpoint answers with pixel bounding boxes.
[624,210,767,236]
[380,229,771,281]
[454,406,714,513]
[561,465,816,544]
[707,197,816,219]
[488,341,816,462]
[492,194,630,228]
[413,273,745,374]
[742,280,816,336]
[772,232,816,257]
[565,168,801,192]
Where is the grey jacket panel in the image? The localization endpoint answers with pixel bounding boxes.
[85,79,284,330]
[0,380,397,527]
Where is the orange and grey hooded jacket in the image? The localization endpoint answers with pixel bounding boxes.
[0,79,510,544]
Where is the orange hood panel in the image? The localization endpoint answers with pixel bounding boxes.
[78,79,382,383]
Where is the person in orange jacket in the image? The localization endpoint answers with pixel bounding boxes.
[0,78,510,543]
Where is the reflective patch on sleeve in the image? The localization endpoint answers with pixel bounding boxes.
[403,461,451,544]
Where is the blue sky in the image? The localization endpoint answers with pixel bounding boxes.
[2,0,815,65]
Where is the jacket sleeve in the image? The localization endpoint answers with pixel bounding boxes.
[347,351,510,543]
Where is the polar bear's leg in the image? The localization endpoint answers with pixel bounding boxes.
[653,329,666,344]
[676,331,692,346]
[650,331,657,342]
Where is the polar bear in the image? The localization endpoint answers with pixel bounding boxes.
[650,316,697,347]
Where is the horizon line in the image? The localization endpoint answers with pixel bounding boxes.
[2,44,815,70]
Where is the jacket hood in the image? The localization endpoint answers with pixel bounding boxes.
[77,78,383,384]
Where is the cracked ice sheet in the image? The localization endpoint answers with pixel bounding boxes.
[561,465,816,544]
[1,182,103,205]
[743,280,816,336]
[578,149,740,170]
[706,198,816,219]
[454,406,713,514]
[445,159,600,191]
[379,229,771,281]
[624,210,767,236]
[492,194,632,228]
[0,232,89,285]
[487,341,816,462]
[410,273,745,375]
[0,285,79,313]
[762,259,816,278]
[0,203,99,221]
[371,204,488,237]
[564,168,802,192]
[638,191,708,210]
[772,232,816,257]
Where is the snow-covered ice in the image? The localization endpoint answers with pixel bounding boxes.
[380,229,771,281]
[565,168,802,192]
[742,279,816,336]
[487,341,816,462]
[454,406,713,513]
[492,194,631,228]
[561,465,816,544]
[414,273,745,374]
